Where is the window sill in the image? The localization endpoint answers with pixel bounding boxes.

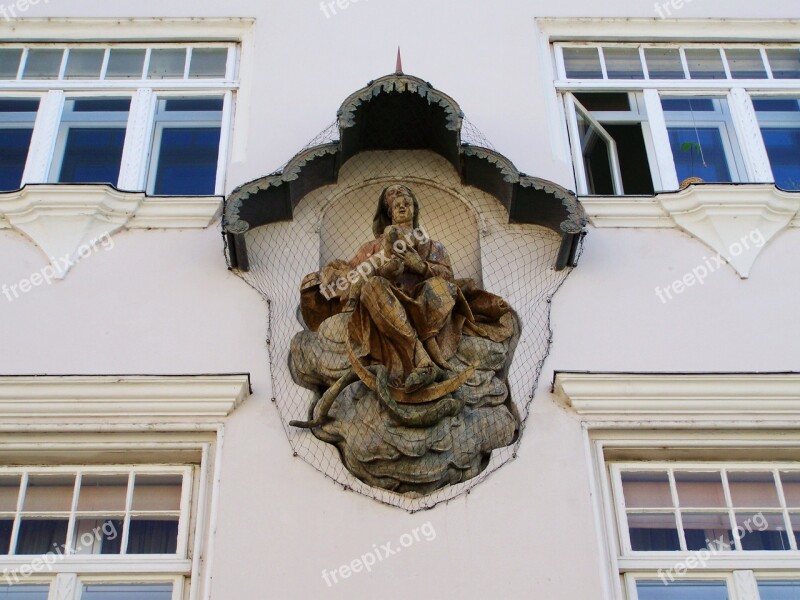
[0,184,223,278]
[579,183,800,276]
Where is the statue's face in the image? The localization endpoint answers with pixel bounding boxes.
[386,186,415,226]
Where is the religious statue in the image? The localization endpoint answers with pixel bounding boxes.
[289,184,521,495]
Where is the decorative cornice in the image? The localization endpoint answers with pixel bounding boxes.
[554,372,800,422]
[0,375,250,421]
[0,185,222,277]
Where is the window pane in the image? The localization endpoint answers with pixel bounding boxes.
[164,98,224,112]
[22,49,63,79]
[726,49,768,79]
[759,128,800,190]
[188,48,228,78]
[16,519,68,554]
[758,581,800,600]
[0,585,50,599]
[682,512,733,551]
[64,49,104,79]
[132,474,182,511]
[789,513,800,549]
[58,128,126,185]
[753,99,800,112]
[23,474,75,512]
[675,471,726,508]
[728,471,779,507]
[667,128,732,183]
[736,512,790,550]
[72,518,122,555]
[661,98,715,112]
[636,580,729,599]
[685,49,726,80]
[563,47,603,79]
[574,93,630,112]
[782,472,800,507]
[767,49,800,79]
[73,99,131,113]
[153,127,221,195]
[78,475,128,512]
[645,48,685,79]
[627,512,681,550]
[0,475,20,513]
[622,471,673,508]
[105,49,145,79]
[0,128,33,192]
[127,518,178,554]
[0,99,39,113]
[0,49,22,79]
[148,49,186,79]
[0,520,12,554]
[81,584,173,600]
[603,47,643,79]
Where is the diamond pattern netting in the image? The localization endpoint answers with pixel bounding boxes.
[230,121,573,511]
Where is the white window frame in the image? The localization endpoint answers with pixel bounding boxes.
[548,36,800,195]
[0,42,238,197]
[0,373,249,600]
[554,371,800,600]
[48,96,132,186]
[145,94,229,197]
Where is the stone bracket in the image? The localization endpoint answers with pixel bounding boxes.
[0,184,222,278]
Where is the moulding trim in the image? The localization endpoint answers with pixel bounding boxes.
[0,375,250,420]
[554,372,800,420]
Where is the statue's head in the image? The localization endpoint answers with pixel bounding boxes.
[373,184,420,236]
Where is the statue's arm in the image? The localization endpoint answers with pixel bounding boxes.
[421,241,454,281]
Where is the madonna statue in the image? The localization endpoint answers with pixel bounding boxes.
[289,184,521,495]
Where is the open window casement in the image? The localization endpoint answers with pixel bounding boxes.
[565,92,625,195]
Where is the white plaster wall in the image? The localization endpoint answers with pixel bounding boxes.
[1,1,800,599]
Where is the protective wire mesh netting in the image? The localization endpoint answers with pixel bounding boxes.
[231,125,573,512]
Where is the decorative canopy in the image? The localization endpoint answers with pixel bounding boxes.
[223,73,586,270]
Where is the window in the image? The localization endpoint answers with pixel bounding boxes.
[149,97,223,196]
[555,43,800,194]
[611,463,800,599]
[553,372,800,600]
[0,99,37,192]
[51,98,130,186]
[661,97,744,184]
[0,43,235,196]
[753,97,800,190]
[0,466,190,599]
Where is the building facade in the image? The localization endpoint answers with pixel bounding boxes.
[1,2,799,599]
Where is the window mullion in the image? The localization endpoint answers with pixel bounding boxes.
[8,471,27,556]
[64,471,81,555]
[728,87,775,183]
[732,570,760,600]
[50,572,77,600]
[20,89,65,185]
[641,89,679,191]
[117,88,156,192]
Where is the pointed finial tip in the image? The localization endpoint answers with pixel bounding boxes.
[395,47,403,75]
